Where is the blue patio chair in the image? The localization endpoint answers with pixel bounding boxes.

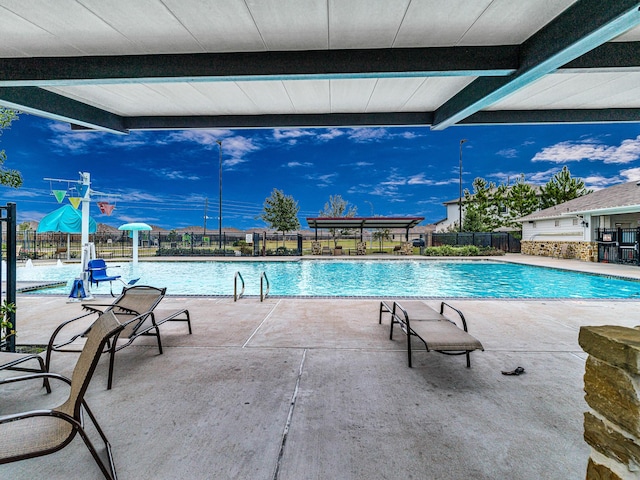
[87,259,122,297]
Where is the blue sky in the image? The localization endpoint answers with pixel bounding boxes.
[1,114,640,231]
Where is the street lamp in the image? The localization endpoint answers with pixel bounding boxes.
[216,140,222,249]
[365,200,374,216]
[459,139,467,233]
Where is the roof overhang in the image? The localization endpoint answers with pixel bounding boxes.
[566,205,640,216]
[1,1,640,133]
[306,217,424,230]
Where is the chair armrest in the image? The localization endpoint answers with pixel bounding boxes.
[0,408,80,429]
[0,371,71,387]
[47,312,95,350]
[439,301,469,332]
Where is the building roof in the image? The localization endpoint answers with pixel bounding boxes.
[306,217,424,231]
[1,1,640,133]
[518,180,640,221]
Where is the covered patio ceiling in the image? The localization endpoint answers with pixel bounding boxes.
[1,1,640,134]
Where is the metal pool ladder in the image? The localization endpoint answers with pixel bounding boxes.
[260,272,270,302]
[234,271,245,302]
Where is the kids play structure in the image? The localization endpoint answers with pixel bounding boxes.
[45,172,137,300]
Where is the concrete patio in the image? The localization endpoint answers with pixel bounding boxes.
[2,256,640,479]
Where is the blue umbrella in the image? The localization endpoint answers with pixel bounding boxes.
[37,205,97,233]
[37,205,97,260]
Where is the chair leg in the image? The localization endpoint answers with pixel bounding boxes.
[34,356,51,393]
[79,403,118,480]
[407,335,413,368]
[107,341,117,390]
[154,326,163,354]
[466,351,471,368]
[185,311,192,334]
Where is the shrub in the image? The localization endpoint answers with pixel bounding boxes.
[422,245,504,257]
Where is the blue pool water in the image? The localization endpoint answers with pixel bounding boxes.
[16,260,640,298]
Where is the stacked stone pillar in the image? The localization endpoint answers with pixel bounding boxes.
[579,326,640,479]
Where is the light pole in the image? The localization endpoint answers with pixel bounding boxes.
[459,139,467,233]
[216,140,222,249]
[365,200,374,216]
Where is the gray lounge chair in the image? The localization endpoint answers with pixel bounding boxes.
[0,311,123,479]
[47,285,192,389]
[0,350,51,393]
[379,300,484,368]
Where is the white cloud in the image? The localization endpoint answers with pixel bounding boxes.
[285,161,313,168]
[219,135,261,167]
[346,128,390,143]
[153,169,200,181]
[166,130,232,147]
[304,173,336,187]
[581,174,617,190]
[46,121,153,154]
[620,167,640,182]
[399,131,420,140]
[526,168,561,183]
[316,129,344,141]
[273,129,323,146]
[407,174,456,186]
[496,148,518,158]
[273,129,314,141]
[532,135,640,164]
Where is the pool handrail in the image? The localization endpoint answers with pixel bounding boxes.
[234,271,245,302]
[260,272,270,302]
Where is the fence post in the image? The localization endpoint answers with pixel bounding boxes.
[5,203,16,352]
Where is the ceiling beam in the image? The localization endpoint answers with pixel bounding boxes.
[1,42,638,88]
[0,87,127,134]
[0,46,518,87]
[562,41,640,72]
[462,108,640,125]
[432,0,640,130]
[68,108,640,131]
[68,112,434,131]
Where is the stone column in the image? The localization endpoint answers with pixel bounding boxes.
[579,325,640,479]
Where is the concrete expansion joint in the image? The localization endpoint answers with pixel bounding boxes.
[272,348,307,480]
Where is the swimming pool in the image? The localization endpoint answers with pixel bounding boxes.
[15,259,640,298]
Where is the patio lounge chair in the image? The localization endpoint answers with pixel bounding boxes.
[46,285,192,389]
[379,300,484,368]
[0,310,123,480]
[0,351,51,393]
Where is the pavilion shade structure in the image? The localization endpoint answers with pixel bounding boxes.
[306,217,424,241]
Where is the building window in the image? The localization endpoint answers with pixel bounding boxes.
[572,218,578,226]
[555,219,560,227]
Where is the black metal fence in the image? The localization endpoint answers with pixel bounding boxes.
[7,229,520,260]
[8,230,307,259]
[596,228,639,264]
[431,232,521,253]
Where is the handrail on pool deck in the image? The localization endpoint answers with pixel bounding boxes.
[234,271,245,302]
[260,272,270,302]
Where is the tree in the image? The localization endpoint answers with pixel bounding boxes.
[540,166,592,209]
[260,189,301,246]
[0,108,22,188]
[319,194,358,246]
[501,174,540,230]
[462,177,502,232]
[372,228,391,252]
